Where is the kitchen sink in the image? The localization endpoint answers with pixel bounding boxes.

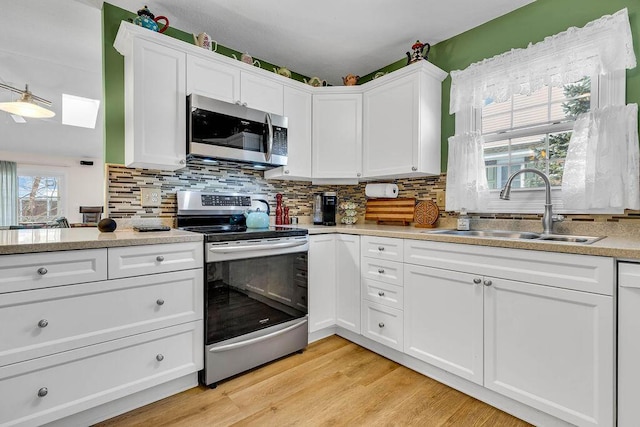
[423,229,604,244]
[424,229,542,239]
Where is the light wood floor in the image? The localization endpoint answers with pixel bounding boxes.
[96,336,532,427]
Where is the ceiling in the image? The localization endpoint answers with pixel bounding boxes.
[0,0,536,160]
[103,0,536,85]
[0,0,103,159]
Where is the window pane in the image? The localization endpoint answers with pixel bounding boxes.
[481,77,589,191]
[18,175,61,223]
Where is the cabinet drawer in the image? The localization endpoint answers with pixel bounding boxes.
[0,321,202,427]
[108,242,203,279]
[0,269,203,367]
[362,278,403,310]
[361,236,403,262]
[0,248,107,294]
[362,259,403,286]
[361,300,403,351]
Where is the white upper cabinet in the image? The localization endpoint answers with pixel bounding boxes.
[186,54,240,104]
[122,38,187,171]
[363,61,447,179]
[312,91,363,180]
[264,85,313,180]
[186,54,283,115]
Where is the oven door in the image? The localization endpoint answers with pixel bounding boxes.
[203,237,308,385]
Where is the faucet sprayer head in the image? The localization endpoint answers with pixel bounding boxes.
[499,187,511,200]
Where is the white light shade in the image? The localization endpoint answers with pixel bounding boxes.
[62,94,100,128]
[0,100,55,118]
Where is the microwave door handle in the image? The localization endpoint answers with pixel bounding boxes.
[264,113,274,161]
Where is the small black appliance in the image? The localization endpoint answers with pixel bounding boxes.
[322,192,337,226]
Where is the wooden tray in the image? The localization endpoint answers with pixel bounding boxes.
[365,198,415,225]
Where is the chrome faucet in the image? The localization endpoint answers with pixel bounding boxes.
[499,168,562,235]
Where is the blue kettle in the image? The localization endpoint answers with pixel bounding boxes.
[244,199,270,229]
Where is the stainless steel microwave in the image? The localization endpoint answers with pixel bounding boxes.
[187,94,288,167]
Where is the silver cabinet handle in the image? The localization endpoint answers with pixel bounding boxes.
[37,387,48,397]
[242,102,248,107]
[378,291,385,297]
[156,354,164,362]
[377,268,385,274]
[378,246,385,251]
[378,322,385,328]
[411,166,417,171]
[483,279,493,287]
[38,319,49,328]
[156,298,165,306]
[179,159,186,165]
[37,267,48,275]
[284,170,290,174]
[235,100,241,105]
[156,255,165,262]
[473,278,482,284]
[357,173,361,177]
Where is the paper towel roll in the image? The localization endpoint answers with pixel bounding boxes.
[365,183,399,198]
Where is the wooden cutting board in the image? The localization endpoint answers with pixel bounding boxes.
[365,198,415,225]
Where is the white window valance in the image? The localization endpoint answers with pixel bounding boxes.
[449,8,636,114]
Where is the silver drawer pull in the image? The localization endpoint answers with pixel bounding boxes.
[156,354,164,362]
[483,279,493,287]
[156,298,165,306]
[37,387,48,397]
[156,255,165,262]
[378,322,385,328]
[473,278,482,284]
[37,267,48,275]
[377,268,385,274]
[378,291,385,297]
[378,246,385,251]
[38,319,49,328]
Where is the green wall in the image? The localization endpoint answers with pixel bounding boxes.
[102,2,309,164]
[104,1,640,169]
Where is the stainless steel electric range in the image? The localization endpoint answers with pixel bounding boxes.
[177,190,309,388]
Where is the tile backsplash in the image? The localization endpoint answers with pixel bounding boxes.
[106,159,640,227]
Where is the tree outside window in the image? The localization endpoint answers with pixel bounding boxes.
[18,175,61,223]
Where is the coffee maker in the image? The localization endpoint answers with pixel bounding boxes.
[321,192,337,226]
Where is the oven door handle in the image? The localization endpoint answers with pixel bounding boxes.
[208,239,307,254]
[208,318,308,353]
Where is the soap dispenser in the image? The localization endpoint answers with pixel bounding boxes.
[457,208,470,231]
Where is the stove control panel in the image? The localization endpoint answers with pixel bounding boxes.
[201,194,252,207]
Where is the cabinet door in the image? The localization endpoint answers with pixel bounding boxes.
[619,262,640,426]
[265,86,312,180]
[126,39,186,171]
[186,54,240,103]
[363,73,418,177]
[240,72,284,115]
[312,93,362,179]
[484,278,613,427]
[308,235,336,332]
[335,234,360,334]
[361,300,403,351]
[404,264,483,385]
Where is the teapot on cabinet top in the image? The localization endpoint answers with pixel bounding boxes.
[133,5,169,33]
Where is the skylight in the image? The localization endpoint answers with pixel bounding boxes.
[62,94,100,129]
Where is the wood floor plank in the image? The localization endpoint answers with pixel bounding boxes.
[95,336,532,427]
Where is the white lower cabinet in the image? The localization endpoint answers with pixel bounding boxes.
[404,239,614,427]
[309,234,360,335]
[0,242,204,427]
[361,300,403,351]
[308,234,337,333]
[404,264,483,384]
[335,234,361,334]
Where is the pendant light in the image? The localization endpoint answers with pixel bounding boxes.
[0,83,55,118]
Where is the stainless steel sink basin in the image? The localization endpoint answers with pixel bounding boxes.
[424,229,541,239]
[536,234,605,244]
[423,229,604,244]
